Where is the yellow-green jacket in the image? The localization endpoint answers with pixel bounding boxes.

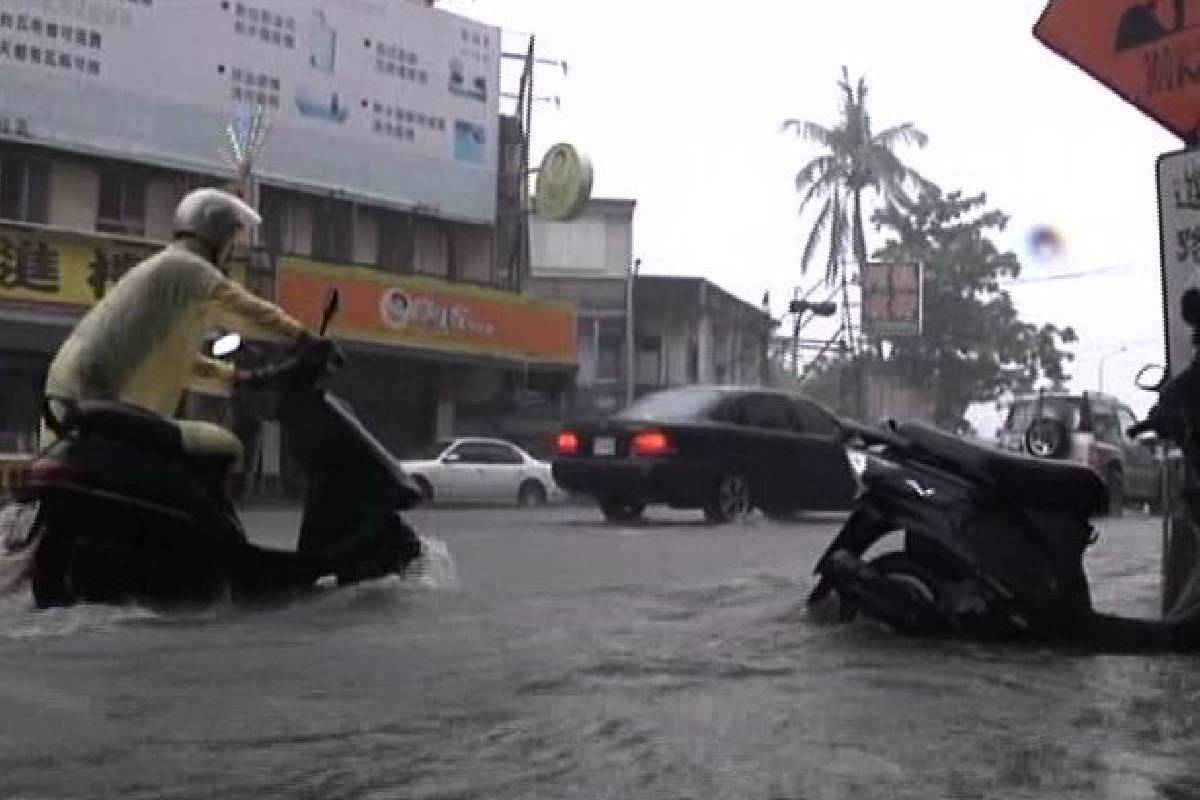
[43,241,306,445]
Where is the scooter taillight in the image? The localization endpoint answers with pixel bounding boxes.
[27,458,81,485]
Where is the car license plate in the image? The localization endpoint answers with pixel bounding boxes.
[592,437,616,457]
[0,501,40,552]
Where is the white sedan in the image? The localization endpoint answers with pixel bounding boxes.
[398,438,564,506]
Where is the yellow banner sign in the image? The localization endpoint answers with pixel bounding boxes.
[0,225,157,308]
[0,225,259,309]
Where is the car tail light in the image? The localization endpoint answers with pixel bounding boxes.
[632,430,675,457]
[28,458,80,484]
[556,430,580,456]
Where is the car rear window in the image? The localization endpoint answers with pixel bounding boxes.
[614,388,724,422]
[403,439,453,460]
[1004,397,1081,431]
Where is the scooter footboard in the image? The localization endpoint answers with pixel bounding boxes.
[809,507,895,605]
[32,497,229,608]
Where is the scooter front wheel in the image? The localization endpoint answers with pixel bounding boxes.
[869,553,940,607]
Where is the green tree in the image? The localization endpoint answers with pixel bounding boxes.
[783,67,932,285]
[870,187,1077,432]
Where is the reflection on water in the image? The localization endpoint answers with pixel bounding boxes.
[0,511,1196,799]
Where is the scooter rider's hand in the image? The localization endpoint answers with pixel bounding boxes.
[235,359,297,389]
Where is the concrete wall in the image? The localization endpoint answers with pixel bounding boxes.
[530,199,635,280]
[47,160,99,231]
[282,196,314,257]
[353,205,379,265]
[525,276,626,312]
[145,175,177,240]
[454,223,493,284]
[414,219,449,278]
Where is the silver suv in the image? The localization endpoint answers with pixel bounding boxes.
[996,391,1160,516]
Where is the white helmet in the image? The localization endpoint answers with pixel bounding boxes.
[173,188,261,258]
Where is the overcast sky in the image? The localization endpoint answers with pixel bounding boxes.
[443,0,1180,428]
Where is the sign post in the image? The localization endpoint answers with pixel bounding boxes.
[861,262,923,338]
[1157,148,1200,379]
[1036,0,1200,614]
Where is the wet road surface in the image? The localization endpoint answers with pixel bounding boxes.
[2,505,1197,800]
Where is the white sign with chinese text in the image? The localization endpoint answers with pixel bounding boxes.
[0,0,499,222]
[1157,148,1200,378]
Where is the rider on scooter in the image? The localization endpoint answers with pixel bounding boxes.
[41,188,329,460]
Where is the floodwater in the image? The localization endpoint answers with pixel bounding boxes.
[1,507,1197,800]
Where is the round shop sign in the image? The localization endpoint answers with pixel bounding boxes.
[534,143,593,222]
[381,288,412,328]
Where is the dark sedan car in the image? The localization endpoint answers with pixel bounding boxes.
[552,386,858,524]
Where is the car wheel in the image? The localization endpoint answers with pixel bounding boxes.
[517,480,548,508]
[599,497,645,524]
[1104,465,1124,518]
[704,472,752,524]
[412,476,434,504]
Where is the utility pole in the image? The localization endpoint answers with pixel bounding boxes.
[625,257,642,406]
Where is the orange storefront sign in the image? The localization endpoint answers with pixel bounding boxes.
[278,257,577,366]
[1035,0,1200,141]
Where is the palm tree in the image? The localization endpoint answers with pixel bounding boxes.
[783,67,932,286]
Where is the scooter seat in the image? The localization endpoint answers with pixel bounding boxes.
[61,400,185,455]
[895,422,1109,516]
[54,401,236,499]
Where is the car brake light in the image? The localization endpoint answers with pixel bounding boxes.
[28,458,79,484]
[556,430,580,456]
[632,430,675,457]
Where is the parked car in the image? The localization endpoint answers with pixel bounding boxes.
[399,438,563,506]
[996,390,1160,514]
[552,386,858,524]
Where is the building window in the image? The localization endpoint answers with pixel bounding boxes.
[577,316,597,384]
[259,186,287,255]
[636,336,662,386]
[596,316,624,383]
[312,197,353,262]
[378,209,415,272]
[97,169,146,236]
[0,154,49,224]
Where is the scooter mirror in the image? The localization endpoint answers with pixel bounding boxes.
[211,332,243,358]
[1135,364,1165,392]
[320,287,341,336]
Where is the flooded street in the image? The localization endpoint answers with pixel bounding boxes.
[2,506,1198,800]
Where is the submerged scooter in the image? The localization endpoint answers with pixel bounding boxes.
[807,292,1200,653]
[0,288,424,609]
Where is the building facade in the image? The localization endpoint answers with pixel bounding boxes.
[0,3,576,480]
[632,276,775,397]
[527,198,636,420]
[526,199,777,422]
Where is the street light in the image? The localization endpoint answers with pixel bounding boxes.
[788,299,837,316]
[1097,345,1127,393]
[789,299,838,377]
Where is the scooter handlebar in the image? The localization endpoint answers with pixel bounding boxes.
[1127,419,1155,439]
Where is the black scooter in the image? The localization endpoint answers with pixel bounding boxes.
[0,288,424,609]
[808,291,1200,653]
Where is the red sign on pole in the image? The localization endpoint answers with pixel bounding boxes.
[862,262,923,337]
[1035,0,1200,142]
